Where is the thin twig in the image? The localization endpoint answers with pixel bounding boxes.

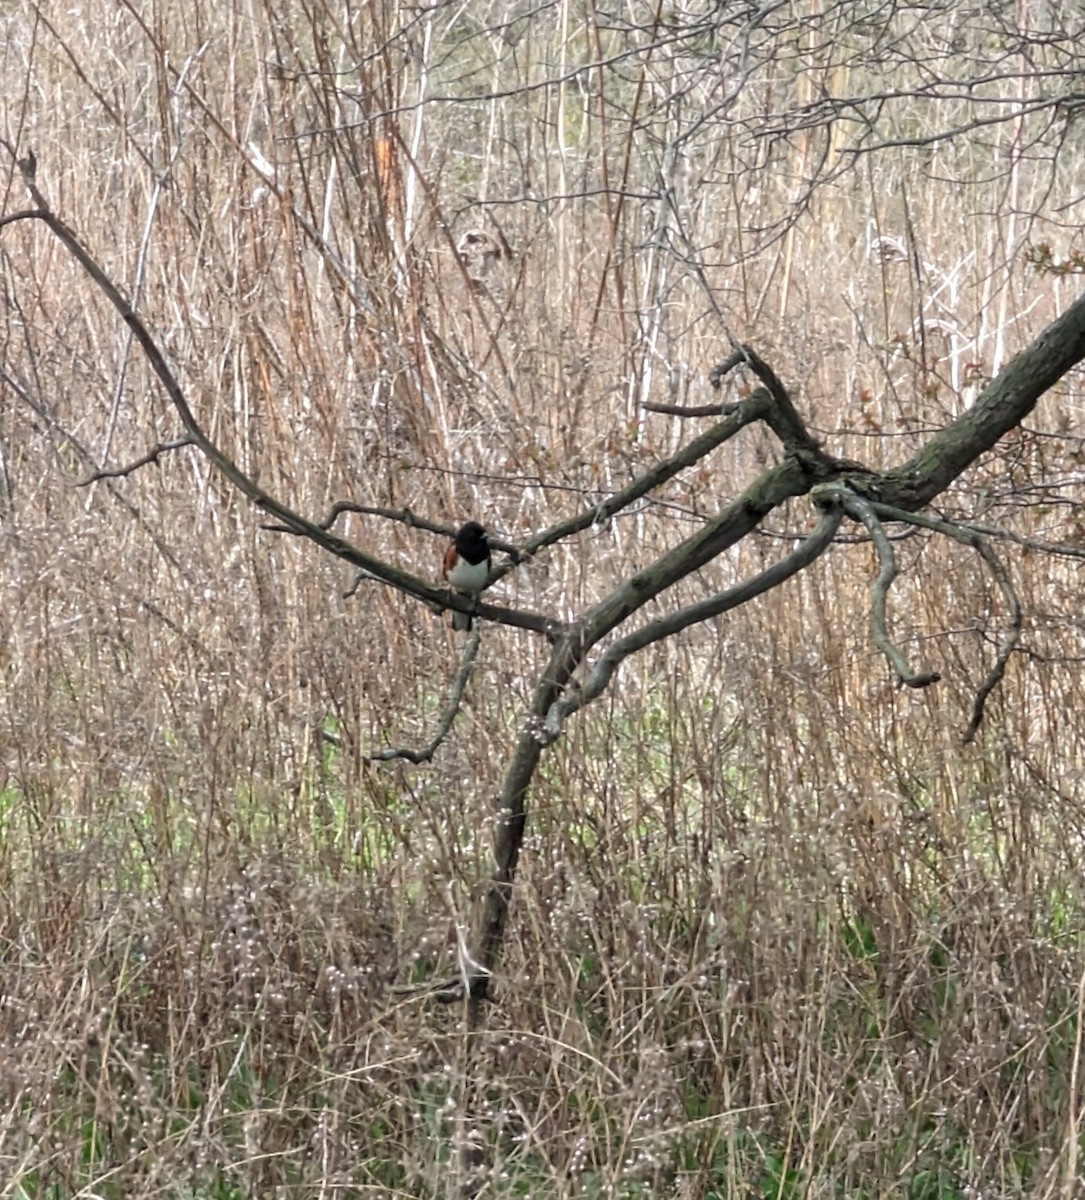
[485,389,771,587]
[77,438,193,484]
[952,520,1085,561]
[315,502,443,534]
[961,537,1022,743]
[0,363,184,573]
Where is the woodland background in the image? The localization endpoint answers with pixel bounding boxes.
[2,2,1085,1197]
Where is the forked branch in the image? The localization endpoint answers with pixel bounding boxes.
[543,499,845,738]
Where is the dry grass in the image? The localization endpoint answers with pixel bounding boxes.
[2,2,1085,1197]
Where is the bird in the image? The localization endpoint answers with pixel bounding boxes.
[442,521,492,630]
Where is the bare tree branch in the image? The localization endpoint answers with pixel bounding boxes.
[2,168,558,636]
[543,499,845,740]
[642,399,736,417]
[9,146,1085,1030]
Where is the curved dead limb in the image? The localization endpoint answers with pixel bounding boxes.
[366,628,482,763]
[863,500,1022,743]
[829,486,941,688]
[707,347,747,389]
[542,501,845,739]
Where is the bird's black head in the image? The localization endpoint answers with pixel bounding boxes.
[455,521,488,549]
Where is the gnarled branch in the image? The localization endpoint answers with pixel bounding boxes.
[828,486,942,689]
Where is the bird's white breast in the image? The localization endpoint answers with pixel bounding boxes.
[447,556,489,592]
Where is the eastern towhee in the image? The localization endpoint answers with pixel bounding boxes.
[442,521,492,630]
